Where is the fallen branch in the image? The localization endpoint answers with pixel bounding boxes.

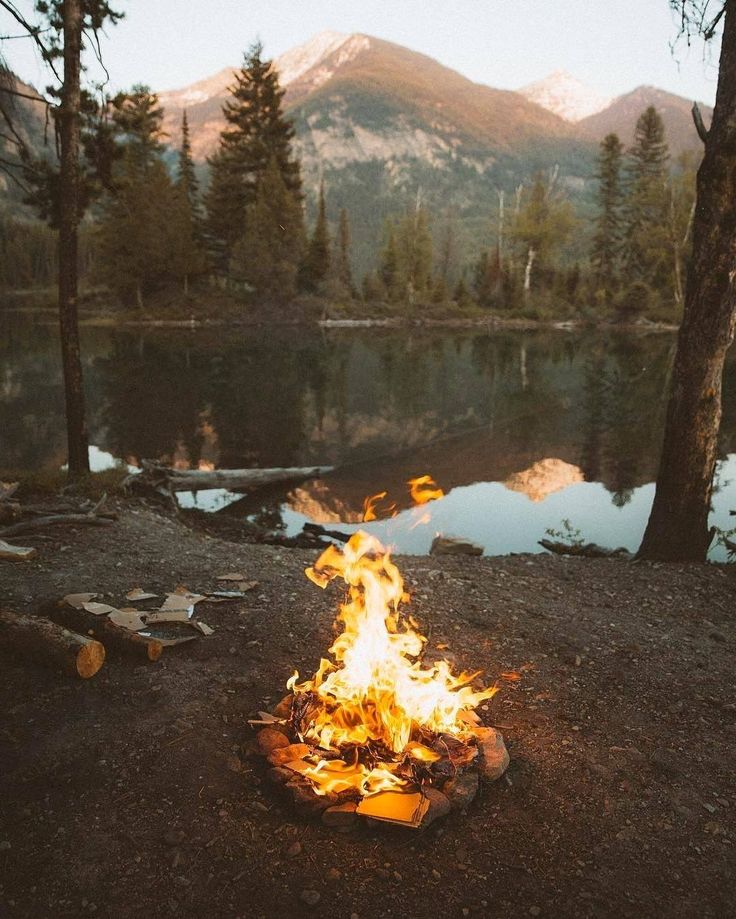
[0,609,105,678]
[0,514,114,538]
[124,462,335,495]
[538,539,632,559]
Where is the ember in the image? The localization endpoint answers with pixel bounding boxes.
[253,477,509,828]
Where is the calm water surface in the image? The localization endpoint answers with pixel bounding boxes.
[3,314,735,559]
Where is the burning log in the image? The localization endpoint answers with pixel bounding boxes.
[45,601,163,662]
[0,609,105,678]
[123,461,334,496]
[251,523,508,829]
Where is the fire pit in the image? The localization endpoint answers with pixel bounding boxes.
[251,508,508,830]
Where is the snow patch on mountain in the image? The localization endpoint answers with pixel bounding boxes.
[519,70,611,123]
[274,30,350,86]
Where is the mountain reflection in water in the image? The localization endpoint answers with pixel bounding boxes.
[3,316,736,559]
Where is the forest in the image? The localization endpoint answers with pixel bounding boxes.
[0,41,697,323]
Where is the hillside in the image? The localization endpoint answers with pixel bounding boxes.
[0,75,52,208]
[577,85,711,156]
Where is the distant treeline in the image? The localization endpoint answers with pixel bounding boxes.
[2,41,696,323]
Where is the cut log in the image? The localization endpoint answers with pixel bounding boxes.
[0,609,105,678]
[0,539,37,561]
[0,514,114,538]
[124,462,334,495]
[47,602,163,662]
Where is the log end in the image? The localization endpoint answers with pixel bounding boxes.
[76,639,106,678]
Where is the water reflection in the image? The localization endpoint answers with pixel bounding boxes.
[2,315,735,558]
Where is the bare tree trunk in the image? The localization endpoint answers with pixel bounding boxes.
[523,247,536,294]
[639,2,736,562]
[58,0,89,477]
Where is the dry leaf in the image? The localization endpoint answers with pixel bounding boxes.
[108,609,147,631]
[82,601,118,616]
[125,587,158,602]
[216,572,246,582]
[63,593,99,609]
[194,621,215,636]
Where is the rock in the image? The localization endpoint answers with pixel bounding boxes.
[420,787,451,828]
[322,802,358,828]
[267,766,294,786]
[444,771,479,811]
[326,867,341,881]
[430,536,483,557]
[286,840,302,856]
[256,728,290,756]
[267,743,310,766]
[473,727,510,782]
[300,889,321,907]
[272,694,294,718]
[288,781,337,814]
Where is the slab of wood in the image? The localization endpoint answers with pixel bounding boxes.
[0,609,105,678]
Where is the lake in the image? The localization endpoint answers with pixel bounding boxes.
[3,313,736,559]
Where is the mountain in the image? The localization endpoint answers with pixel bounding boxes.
[518,70,612,123]
[578,86,711,156]
[0,75,49,206]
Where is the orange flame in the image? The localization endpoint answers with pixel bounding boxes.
[407,475,444,505]
[289,529,497,794]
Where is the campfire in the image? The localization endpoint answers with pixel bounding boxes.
[252,477,509,829]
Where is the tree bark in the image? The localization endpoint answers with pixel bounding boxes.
[0,609,105,678]
[48,603,163,662]
[58,0,89,476]
[639,1,736,561]
[125,462,334,494]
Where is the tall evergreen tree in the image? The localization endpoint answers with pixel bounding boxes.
[622,106,670,287]
[380,225,401,302]
[177,110,199,216]
[230,156,305,303]
[205,41,302,267]
[300,180,330,291]
[591,133,624,304]
[394,205,433,304]
[335,208,354,294]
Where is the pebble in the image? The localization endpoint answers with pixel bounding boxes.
[256,728,290,756]
[420,787,451,828]
[300,889,321,907]
[322,802,358,828]
[474,727,510,782]
[286,840,302,856]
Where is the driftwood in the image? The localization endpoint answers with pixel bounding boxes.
[538,539,632,559]
[48,603,163,662]
[0,539,37,561]
[123,461,334,496]
[0,609,105,678]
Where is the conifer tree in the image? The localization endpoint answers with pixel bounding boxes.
[177,110,200,217]
[591,133,624,304]
[622,106,670,288]
[395,206,433,303]
[300,180,330,291]
[205,41,302,267]
[380,226,401,302]
[335,208,354,294]
[230,156,305,303]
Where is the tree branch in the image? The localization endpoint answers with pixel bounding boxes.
[0,1,61,83]
[692,101,710,143]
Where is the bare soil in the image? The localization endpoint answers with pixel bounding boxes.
[1,500,735,918]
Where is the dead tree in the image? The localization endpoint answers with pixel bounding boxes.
[639,0,736,561]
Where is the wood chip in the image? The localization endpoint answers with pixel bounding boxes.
[108,609,147,632]
[146,609,193,624]
[0,540,37,562]
[125,587,158,602]
[194,621,215,636]
[63,593,99,609]
[82,601,118,616]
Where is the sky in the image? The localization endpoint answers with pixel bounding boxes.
[1,0,721,103]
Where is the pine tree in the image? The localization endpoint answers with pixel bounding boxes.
[394,206,433,304]
[205,41,302,267]
[230,156,305,303]
[591,133,624,304]
[380,226,401,302]
[177,110,200,217]
[300,180,330,291]
[622,106,670,288]
[335,208,354,294]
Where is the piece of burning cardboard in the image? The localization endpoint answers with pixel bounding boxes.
[356,790,430,828]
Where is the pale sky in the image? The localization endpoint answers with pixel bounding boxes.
[1,0,721,104]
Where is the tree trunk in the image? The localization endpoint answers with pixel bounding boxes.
[523,247,536,294]
[639,2,736,562]
[0,609,105,678]
[58,0,89,477]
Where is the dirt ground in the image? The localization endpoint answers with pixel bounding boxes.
[1,500,735,919]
